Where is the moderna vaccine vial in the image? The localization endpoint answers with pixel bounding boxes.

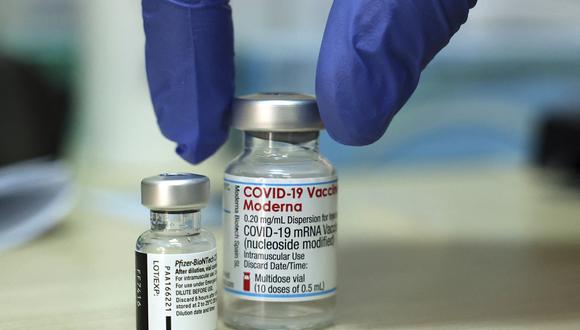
[223,93,338,329]
[136,173,218,330]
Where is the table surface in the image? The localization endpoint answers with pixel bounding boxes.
[2,166,580,329]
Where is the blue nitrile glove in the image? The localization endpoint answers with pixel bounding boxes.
[142,0,234,163]
[142,0,476,163]
[317,0,477,145]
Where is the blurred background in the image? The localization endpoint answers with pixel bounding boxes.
[2,0,580,327]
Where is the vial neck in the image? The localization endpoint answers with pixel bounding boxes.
[243,131,320,154]
[150,211,201,235]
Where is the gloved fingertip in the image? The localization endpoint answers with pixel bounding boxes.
[316,0,475,147]
[175,130,228,164]
[324,124,389,147]
[142,0,234,164]
[317,91,395,146]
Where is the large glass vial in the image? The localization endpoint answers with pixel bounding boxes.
[223,93,338,329]
[136,173,218,330]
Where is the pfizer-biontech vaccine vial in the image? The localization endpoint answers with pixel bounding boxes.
[223,93,338,329]
[136,173,218,330]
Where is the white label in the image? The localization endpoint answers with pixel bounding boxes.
[222,174,338,302]
[136,249,217,330]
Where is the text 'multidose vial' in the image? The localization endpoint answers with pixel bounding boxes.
[136,173,218,330]
[223,93,338,329]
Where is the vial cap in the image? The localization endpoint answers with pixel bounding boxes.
[231,92,324,132]
[141,173,210,211]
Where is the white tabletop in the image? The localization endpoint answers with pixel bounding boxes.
[2,166,580,329]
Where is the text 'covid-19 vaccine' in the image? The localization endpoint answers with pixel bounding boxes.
[222,93,338,329]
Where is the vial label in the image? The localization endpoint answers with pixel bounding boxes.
[135,249,218,330]
[223,174,338,302]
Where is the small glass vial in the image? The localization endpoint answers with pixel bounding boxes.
[136,173,218,330]
[222,93,338,329]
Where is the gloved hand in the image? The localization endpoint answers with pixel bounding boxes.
[142,0,476,164]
